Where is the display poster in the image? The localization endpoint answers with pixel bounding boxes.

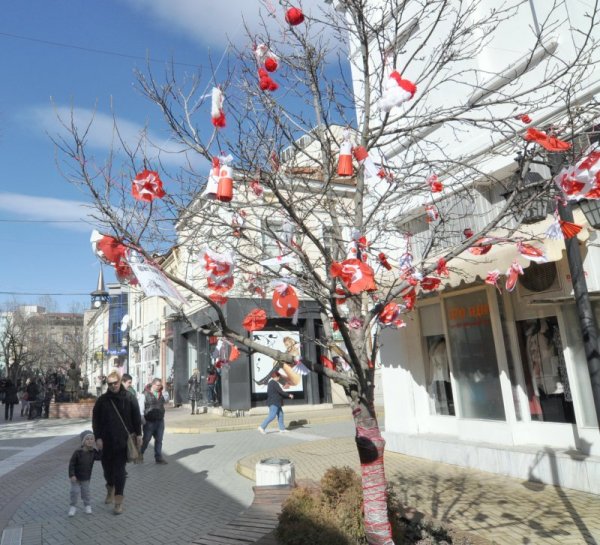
[251,330,303,394]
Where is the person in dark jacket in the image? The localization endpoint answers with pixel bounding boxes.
[26,379,40,420]
[2,379,19,421]
[92,371,142,515]
[67,430,101,517]
[257,371,293,434]
[140,378,169,464]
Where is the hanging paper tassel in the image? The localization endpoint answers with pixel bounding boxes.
[436,258,449,277]
[517,242,547,263]
[427,174,443,193]
[211,87,226,128]
[377,252,392,271]
[425,204,439,223]
[560,220,583,239]
[485,270,502,292]
[468,238,493,255]
[505,261,524,292]
[353,146,379,179]
[202,157,220,200]
[250,179,264,198]
[337,129,353,177]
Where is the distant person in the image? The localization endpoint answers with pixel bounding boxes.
[20,379,30,417]
[257,371,293,434]
[26,379,40,420]
[67,430,101,517]
[92,371,142,515]
[140,378,169,464]
[2,379,19,421]
[187,369,202,415]
[206,367,218,406]
[122,373,137,396]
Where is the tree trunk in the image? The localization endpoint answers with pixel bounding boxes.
[353,401,394,545]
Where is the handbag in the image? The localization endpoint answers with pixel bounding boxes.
[110,400,141,463]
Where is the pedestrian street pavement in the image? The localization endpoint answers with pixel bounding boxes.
[0,411,356,545]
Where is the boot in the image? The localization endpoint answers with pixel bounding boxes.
[104,485,115,504]
[113,495,124,515]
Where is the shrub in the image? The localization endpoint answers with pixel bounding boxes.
[277,466,479,545]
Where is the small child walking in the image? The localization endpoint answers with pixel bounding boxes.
[68,430,101,516]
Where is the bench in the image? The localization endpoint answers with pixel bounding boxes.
[192,485,292,545]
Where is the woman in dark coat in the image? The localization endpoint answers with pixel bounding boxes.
[3,379,19,421]
[187,368,202,415]
[92,371,142,515]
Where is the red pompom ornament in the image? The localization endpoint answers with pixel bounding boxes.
[285,7,305,25]
[264,57,278,72]
[258,68,278,92]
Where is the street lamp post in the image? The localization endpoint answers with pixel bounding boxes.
[558,200,600,426]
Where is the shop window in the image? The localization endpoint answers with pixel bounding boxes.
[444,291,506,420]
[516,317,575,424]
[420,305,455,416]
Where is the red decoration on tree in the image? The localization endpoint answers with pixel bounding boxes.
[560,220,583,239]
[427,174,443,193]
[468,238,493,255]
[505,261,524,292]
[211,87,226,128]
[132,170,166,202]
[377,252,392,270]
[524,127,571,152]
[321,356,335,370]
[258,68,278,92]
[517,242,547,263]
[285,6,305,25]
[337,130,353,177]
[436,258,449,277]
[463,228,474,239]
[272,284,299,318]
[330,259,376,294]
[420,277,441,291]
[265,57,278,72]
[517,114,532,124]
[242,309,267,331]
[379,71,416,112]
[209,293,228,305]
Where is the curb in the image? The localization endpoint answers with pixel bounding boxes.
[168,413,353,434]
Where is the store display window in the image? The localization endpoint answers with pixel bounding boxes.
[516,317,575,423]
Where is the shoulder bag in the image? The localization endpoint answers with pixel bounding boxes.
[110,400,141,463]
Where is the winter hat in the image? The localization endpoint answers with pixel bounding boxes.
[80,430,94,444]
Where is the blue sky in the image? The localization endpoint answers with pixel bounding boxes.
[0,0,333,312]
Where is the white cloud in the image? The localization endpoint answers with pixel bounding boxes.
[0,193,94,232]
[22,105,205,170]
[118,0,332,48]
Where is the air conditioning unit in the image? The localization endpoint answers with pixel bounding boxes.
[517,261,570,301]
[517,243,600,302]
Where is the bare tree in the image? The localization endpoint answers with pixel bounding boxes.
[0,305,38,381]
[53,1,599,543]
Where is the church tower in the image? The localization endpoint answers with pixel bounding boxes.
[90,267,109,309]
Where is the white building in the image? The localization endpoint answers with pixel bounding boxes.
[342,0,600,493]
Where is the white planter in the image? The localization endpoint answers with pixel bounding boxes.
[255,458,295,487]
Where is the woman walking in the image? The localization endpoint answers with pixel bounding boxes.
[187,368,202,415]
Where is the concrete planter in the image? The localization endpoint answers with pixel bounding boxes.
[49,400,95,419]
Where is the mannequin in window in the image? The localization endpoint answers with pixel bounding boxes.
[427,337,453,415]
